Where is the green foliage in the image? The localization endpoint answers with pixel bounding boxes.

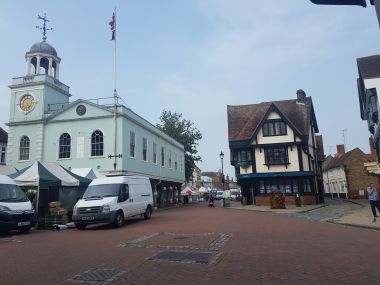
[157,110,202,182]
[25,191,36,202]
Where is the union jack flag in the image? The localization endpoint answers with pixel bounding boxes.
[109,12,116,40]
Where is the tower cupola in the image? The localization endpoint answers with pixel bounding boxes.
[25,14,61,80]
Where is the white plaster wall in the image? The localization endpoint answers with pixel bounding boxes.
[240,165,252,174]
[255,112,300,145]
[323,167,348,197]
[255,146,299,173]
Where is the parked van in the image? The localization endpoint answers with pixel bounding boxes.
[72,176,154,229]
[0,175,37,233]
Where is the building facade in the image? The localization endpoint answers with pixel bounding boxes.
[357,54,380,161]
[228,90,324,205]
[323,145,379,199]
[6,36,185,208]
[191,164,202,189]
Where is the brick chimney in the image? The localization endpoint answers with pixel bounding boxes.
[336,144,345,158]
[296,89,306,102]
[369,137,377,162]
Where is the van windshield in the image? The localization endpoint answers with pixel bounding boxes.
[83,184,122,199]
[0,184,29,202]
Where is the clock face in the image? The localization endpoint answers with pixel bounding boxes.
[76,104,86,116]
[20,94,35,112]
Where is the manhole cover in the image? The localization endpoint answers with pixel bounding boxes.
[149,250,221,265]
[69,268,125,283]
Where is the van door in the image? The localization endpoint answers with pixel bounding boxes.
[118,184,130,218]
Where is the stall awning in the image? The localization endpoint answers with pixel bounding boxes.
[10,161,91,188]
[238,171,314,180]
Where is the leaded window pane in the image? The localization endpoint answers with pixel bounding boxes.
[130,131,135,158]
[142,138,147,161]
[59,133,71,159]
[19,136,30,161]
[91,130,104,157]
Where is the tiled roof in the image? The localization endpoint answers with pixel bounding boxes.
[201,172,219,177]
[0,127,7,143]
[357,54,380,79]
[323,148,369,171]
[227,97,314,143]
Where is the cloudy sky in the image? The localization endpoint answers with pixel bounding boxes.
[1,1,379,179]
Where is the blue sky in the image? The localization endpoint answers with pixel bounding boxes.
[1,1,380,179]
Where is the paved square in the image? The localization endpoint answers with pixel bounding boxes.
[117,232,233,251]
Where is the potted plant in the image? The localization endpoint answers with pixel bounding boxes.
[270,190,286,209]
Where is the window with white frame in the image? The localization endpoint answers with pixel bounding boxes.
[59,133,71,159]
[0,145,6,164]
[142,137,147,161]
[169,150,172,168]
[91,130,104,157]
[174,153,178,170]
[19,136,30,161]
[130,131,136,158]
[153,142,157,164]
[161,147,165,167]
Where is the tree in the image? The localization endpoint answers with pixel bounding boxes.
[157,110,202,182]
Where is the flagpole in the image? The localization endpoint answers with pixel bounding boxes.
[113,8,118,171]
[113,7,117,104]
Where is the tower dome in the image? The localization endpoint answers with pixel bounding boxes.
[28,39,57,57]
[25,38,61,80]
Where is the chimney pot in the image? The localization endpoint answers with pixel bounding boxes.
[296,89,306,101]
[336,144,345,158]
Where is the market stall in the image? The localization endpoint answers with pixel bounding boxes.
[10,161,91,226]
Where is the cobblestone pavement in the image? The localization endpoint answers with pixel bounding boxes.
[1,202,379,285]
[281,198,362,222]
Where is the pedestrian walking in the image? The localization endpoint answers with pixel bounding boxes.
[367,183,380,222]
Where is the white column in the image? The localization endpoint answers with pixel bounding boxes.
[25,57,31,75]
[48,58,53,76]
[36,56,41,75]
[55,63,60,80]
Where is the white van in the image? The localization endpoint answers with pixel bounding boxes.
[72,176,154,229]
[0,175,37,233]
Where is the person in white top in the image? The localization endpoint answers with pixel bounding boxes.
[367,183,380,223]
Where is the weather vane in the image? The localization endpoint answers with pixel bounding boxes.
[36,13,53,40]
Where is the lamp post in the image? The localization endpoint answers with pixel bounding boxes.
[220,151,225,207]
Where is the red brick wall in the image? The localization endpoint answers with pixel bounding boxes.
[255,195,316,206]
[345,150,380,199]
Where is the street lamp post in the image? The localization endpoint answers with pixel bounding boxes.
[220,151,225,207]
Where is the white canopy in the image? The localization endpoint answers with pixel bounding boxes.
[10,161,91,187]
[71,168,106,179]
[181,186,200,196]
[198,186,207,193]
[0,165,18,176]
[0,174,16,185]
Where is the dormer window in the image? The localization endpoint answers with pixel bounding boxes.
[263,120,287,137]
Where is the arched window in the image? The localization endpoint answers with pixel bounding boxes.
[91,130,104,157]
[59,133,71,159]
[19,136,30,161]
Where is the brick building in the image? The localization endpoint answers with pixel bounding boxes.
[322,144,378,199]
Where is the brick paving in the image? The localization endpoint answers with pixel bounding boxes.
[0,202,379,285]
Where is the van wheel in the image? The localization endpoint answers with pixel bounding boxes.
[19,226,31,233]
[114,211,124,228]
[75,223,86,230]
[144,206,151,220]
